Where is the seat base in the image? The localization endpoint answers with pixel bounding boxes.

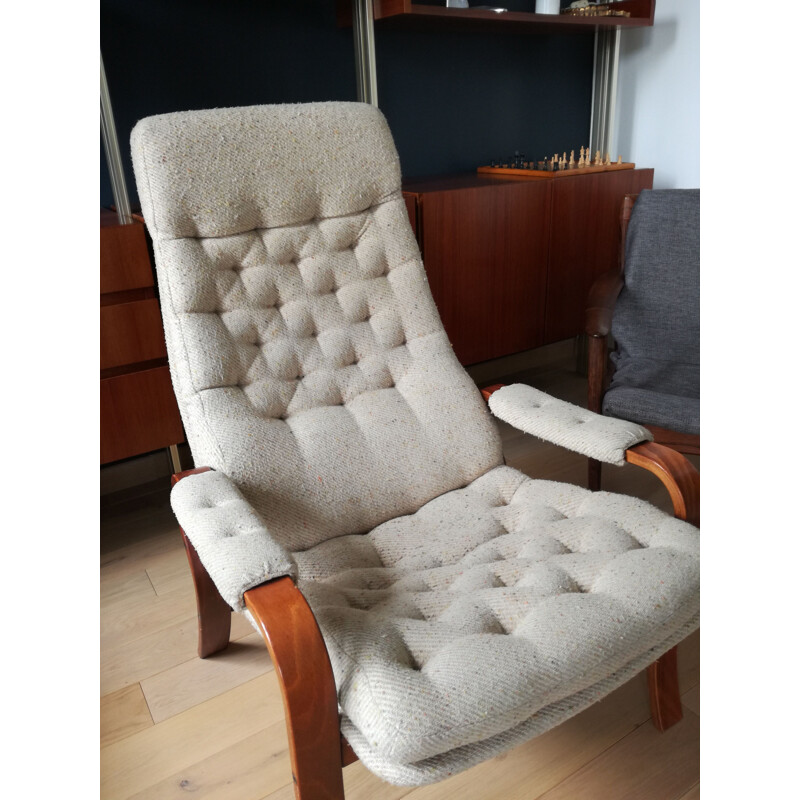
[341,615,698,786]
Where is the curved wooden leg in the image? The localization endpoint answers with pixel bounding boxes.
[624,445,698,732]
[181,530,232,658]
[588,458,602,491]
[246,578,346,800]
[625,441,700,527]
[647,645,683,731]
[172,467,232,658]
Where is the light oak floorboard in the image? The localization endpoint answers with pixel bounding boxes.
[677,630,700,690]
[101,684,154,748]
[141,632,272,723]
[101,612,255,696]
[101,673,285,800]
[536,709,700,800]
[681,683,700,717]
[101,584,199,648]
[100,569,156,607]
[145,546,196,596]
[261,760,413,800]
[128,724,290,800]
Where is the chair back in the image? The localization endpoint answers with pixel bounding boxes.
[131,103,502,551]
[611,189,700,400]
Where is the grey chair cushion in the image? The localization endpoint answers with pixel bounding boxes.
[603,386,700,436]
[607,189,699,435]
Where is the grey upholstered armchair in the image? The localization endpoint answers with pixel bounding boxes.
[586,189,700,496]
[131,103,699,799]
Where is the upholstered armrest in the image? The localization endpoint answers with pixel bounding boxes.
[585,270,624,337]
[171,470,296,612]
[488,383,652,466]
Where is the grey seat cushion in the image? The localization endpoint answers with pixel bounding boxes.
[295,464,700,785]
[608,189,699,435]
[603,386,700,436]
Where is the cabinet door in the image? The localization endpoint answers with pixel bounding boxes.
[420,181,551,366]
[544,168,654,344]
[100,367,184,465]
[100,219,154,294]
[100,298,168,371]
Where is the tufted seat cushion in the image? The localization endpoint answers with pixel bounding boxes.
[294,464,700,785]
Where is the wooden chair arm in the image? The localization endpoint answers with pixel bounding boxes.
[171,466,234,658]
[480,383,506,402]
[245,577,348,796]
[480,390,699,527]
[585,270,624,337]
[171,465,212,485]
[625,441,700,527]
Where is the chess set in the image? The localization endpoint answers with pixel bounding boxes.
[478,148,635,178]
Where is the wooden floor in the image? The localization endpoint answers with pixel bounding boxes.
[100,349,700,800]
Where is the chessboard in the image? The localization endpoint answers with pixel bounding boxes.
[478,148,635,178]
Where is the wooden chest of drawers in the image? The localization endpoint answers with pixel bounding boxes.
[100,210,184,464]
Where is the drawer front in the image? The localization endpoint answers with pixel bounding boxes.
[100,298,167,371]
[100,221,154,294]
[100,367,184,464]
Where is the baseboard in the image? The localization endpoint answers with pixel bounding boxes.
[100,443,193,499]
[466,339,576,386]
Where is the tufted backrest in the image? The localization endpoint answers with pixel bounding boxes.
[610,189,700,398]
[131,102,502,551]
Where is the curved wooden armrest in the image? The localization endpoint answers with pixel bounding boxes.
[172,466,234,658]
[245,577,347,797]
[585,270,624,337]
[480,383,506,402]
[625,441,700,527]
[171,465,212,485]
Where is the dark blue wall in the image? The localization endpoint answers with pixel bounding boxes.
[101,0,594,207]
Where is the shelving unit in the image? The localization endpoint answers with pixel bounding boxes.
[338,1,655,34]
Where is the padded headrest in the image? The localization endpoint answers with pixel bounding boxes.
[131,102,401,240]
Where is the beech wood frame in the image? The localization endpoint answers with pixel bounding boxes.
[172,383,698,799]
[585,194,701,493]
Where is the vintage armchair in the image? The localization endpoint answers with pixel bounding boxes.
[585,189,700,494]
[131,103,700,799]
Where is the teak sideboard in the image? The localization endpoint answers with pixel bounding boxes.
[402,168,654,366]
[100,210,184,465]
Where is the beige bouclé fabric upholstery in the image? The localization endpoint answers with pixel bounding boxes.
[489,384,653,466]
[131,102,502,553]
[171,470,295,611]
[131,102,699,788]
[295,464,698,783]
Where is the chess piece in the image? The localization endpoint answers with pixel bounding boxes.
[604,152,611,165]
[617,155,623,164]
[594,150,601,166]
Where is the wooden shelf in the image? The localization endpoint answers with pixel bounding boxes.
[338,1,655,34]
